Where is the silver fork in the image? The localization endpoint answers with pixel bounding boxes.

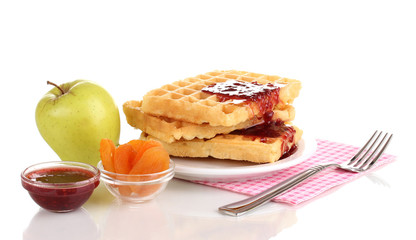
[219,130,393,217]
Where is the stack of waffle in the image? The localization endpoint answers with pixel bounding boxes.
[123,70,302,163]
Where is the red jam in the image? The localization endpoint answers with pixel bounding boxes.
[230,120,297,157]
[202,80,297,159]
[31,168,93,183]
[202,80,281,123]
[22,165,100,212]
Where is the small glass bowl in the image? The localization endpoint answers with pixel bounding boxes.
[97,160,175,203]
[21,161,100,213]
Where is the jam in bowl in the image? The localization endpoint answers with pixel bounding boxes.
[21,161,100,213]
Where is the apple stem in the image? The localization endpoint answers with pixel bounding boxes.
[47,81,65,95]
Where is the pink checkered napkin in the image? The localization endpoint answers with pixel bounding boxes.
[194,139,396,205]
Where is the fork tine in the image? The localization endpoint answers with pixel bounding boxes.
[360,133,393,171]
[355,132,386,168]
[348,130,379,165]
[352,131,383,167]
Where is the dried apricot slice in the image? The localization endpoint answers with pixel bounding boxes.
[130,146,170,174]
[114,143,136,174]
[127,139,146,166]
[131,176,163,197]
[127,139,146,153]
[129,146,170,197]
[118,185,133,197]
[100,138,116,172]
[131,140,163,166]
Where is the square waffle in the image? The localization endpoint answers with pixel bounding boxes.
[140,70,301,127]
[141,123,303,164]
[123,100,296,143]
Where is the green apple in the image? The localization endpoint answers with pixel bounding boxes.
[36,80,120,166]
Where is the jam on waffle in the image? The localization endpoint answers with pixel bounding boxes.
[202,80,281,123]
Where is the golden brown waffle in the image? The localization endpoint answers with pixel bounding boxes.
[123,100,296,143]
[141,125,303,164]
[141,70,301,126]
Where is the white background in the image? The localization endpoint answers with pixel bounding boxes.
[1,0,415,239]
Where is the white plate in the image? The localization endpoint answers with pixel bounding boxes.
[172,134,317,182]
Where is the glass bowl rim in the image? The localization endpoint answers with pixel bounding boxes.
[97,160,175,185]
[21,161,100,189]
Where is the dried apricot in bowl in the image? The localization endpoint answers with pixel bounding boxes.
[129,140,162,166]
[114,143,136,174]
[100,139,115,172]
[129,146,170,196]
[97,160,174,203]
[98,138,174,202]
[130,146,170,174]
[101,140,135,196]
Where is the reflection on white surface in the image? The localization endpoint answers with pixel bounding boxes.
[365,173,391,188]
[92,179,298,240]
[167,208,297,240]
[23,208,99,240]
[157,179,298,240]
[100,200,172,240]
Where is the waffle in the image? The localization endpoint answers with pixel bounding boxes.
[141,124,303,164]
[123,100,296,143]
[141,70,301,127]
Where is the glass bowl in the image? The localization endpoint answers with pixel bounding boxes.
[21,161,100,213]
[97,160,175,203]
